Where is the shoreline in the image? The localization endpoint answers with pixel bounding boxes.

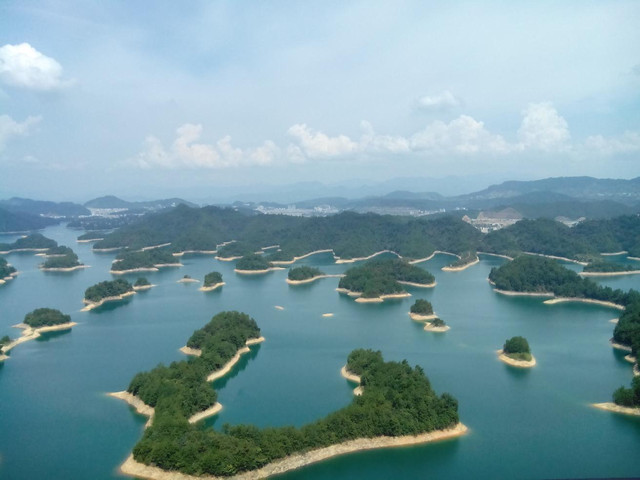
[522,251,588,266]
[177,277,199,283]
[497,350,536,368]
[340,365,363,396]
[334,250,400,264]
[271,249,335,266]
[1,321,77,359]
[579,270,640,277]
[234,267,284,275]
[133,284,155,291]
[286,274,343,285]
[0,247,50,255]
[335,288,411,303]
[610,339,633,352]
[118,423,468,480]
[92,246,123,252]
[397,280,436,288]
[592,402,640,417]
[409,312,438,322]
[493,288,554,297]
[139,243,172,252]
[424,322,450,332]
[82,291,136,311]
[0,271,19,285]
[601,251,628,256]
[441,257,480,272]
[624,354,636,364]
[477,252,514,260]
[199,282,225,292]
[40,264,89,272]
[172,250,217,257]
[111,263,182,274]
[543,298,625,310]
[77,238,104,243]
[216,255,242,262]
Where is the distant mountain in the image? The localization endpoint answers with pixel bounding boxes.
[0,207,60,233]
[0,197,90,217]
[84,196,198,210]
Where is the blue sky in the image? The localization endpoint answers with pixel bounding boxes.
[1,1,639,200]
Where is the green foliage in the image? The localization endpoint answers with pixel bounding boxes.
[0,207,59,233]
[613,302,640,355]
[0,335,11,346]
[583,261,635,273]
[203,272,223,286]
[0,233,58,252]
[448,251,477,268]
[339,259,434,298]
[410,299,433,315]
[430,318,446,327]
[0,257,17,278]
[41,246,82,269]
[503,336,530,355]
[77,231,105,241]
[217,241,255,258]
[613,377,640,407]
[288,266,324,281]
[128,343,459,477]
[135,277,150,287]
[84,279,133,302]
[23,308,71,328]
[235,253,272,271]
[112,249,177,271]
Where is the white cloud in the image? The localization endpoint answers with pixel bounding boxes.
[517,102,570,151]
[133,123,280,169]
[0,43,71,91]
[287,123,358,158]
[0,114,41,151]
[584,131,640,155]
[416,90,461,111]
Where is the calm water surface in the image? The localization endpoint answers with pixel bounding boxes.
[1,225,639,479]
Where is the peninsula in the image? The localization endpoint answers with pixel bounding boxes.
[199,271,225,291]
[83,279,135,311]
[110,249,182,274]
[133,277,154,291]
[580,261,640,277]
[0,257,18,284]
[286,265,342,285]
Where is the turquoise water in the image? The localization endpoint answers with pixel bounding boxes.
[1,225,639,479]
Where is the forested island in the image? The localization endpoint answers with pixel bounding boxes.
[286,265,338,285]
[40,246,85,271]
[338,259,435,302]
[0,233,58,254]
[409,299,437,321]
[133,277,153,291]
[498,336,535,368]
[110,249,181,274]
[0,308,76,361]
[113,312,463,478]
[83,279,135,310]
[200,271,224,291]
[0,257,17,284]
[234,253,280,274]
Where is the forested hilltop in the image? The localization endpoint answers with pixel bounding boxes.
[91,205,640,263]
[125,312,460,477]
[0,233,58,253]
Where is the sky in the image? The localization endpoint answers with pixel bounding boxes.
[1,0,639,201]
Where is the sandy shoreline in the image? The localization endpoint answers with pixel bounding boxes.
[177,277,199,283]
[579,270,640,277]
[624,354,636,364]
[610,339,633,352]
[497,350,536,368]
[139,243,172,251]
[207,337,265,382]
[40,264,89,272]
[82,291,136,311]
[397,280,437,288]
[133,284,155,291]
[0,271,19,285]
[334,250,400,264]
[522,251,587,265]
[93,247,123,252]
[424,323,450,332]
[340,365,363,396]
[1,321,77,359]
[543,298,625,310]
[409,313,438,322]
[322,313,334,317]
[493,288,554,297]
[477,252,514,260]
[111,267,159,274]
[0,247,50,254]
[235,267,284,275]
[286,274,343,285]
[592,402,640,417]
[601,251,628,256]
[442,257,480,272]
[335,288,411,303]
[271,249,335,266]
[216,255,242,262]
[118,423,468,480]
[77,237,104,243]
[172,250,217,257]
[199,282,225,292]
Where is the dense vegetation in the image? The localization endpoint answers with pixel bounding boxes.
[41,246,82,269]
[339,259,434,298]
[0,207,59,233]
[583,261,636,273]
[84,279,134,303]
[127,323,459,477]
[410,299,434,315]
[0,197,90,217]
[0,233,58,252]
[203,271,223,286]
[503,336,532,361]
[613,302,640,357]
[217,241,255,258]
[23,308,71,328]
[134,277,150,287]
[235,253,273,271]
[447,251,478,268]
[613,377,640,408]
[111,249,177,271]
[430,318,446,327]
[288,265,324,281]
[0,335,10,347]
[488,256,632,305]
[77,231,106,241]
[0,257,16,278]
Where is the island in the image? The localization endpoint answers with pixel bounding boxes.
[177,274,199,283]
[83,279,135,311]
[40,245,86,271]
[580,261,640,277]
[338,258,435,303]
[498,336,536,368]
[409,299,437,321]
[0,233,58,254]
[133,277,154,291]
[0,308,76,361]
[0,257,18,284]
[111,313,465,479]
[199,271,225,291]
[286,265,342,285]
[77,231,106,243]
[110,249,182,274]
[424,317,450,332]
[594,377,640,416]
[234,253,282,274]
